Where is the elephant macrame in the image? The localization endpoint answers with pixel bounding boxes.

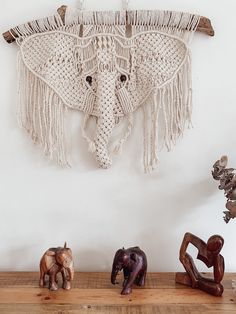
[8,6,201,172]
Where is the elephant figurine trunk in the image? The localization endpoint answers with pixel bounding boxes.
[111,264,121,285]
[39,242,74,291]
[111,246,147,295]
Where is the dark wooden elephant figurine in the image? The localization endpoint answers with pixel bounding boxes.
[111,246,147,295]
[39,242,74,291]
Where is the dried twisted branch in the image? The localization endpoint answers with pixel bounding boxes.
[2,5,214,44]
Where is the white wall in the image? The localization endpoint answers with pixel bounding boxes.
[1,0,236,272]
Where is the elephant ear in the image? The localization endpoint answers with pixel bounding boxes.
[19,31,92,112]
[18,31,97,165]
[127,31,188,110]
[130,253,138,263]
[123,31,192,172]
[44,250,56,270]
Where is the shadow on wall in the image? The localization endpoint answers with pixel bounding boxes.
[127,176,218,225]
[73,248,112,272]
[5,244,39,271]
[166,178,218,223]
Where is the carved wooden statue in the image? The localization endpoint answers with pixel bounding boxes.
[212,155,236,223]
[39,242,74,291]
[111,246,147,295]
[176,232,225,296]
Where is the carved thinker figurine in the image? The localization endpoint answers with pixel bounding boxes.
[176,232,225,296]
[111,246,147,295]
[212,155,236,223]
[39,243,74,291]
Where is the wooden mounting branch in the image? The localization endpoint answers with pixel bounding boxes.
[2,5,214,43]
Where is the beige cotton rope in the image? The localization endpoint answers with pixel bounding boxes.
[11,7,200,171]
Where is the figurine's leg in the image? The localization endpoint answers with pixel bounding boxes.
[136,270,146,286]
[61,268,71,290]
[198,278,224,296]
[181,253,200,288]
[49,268,58,291]
[121,266,142,295]
[123,268,129,288]
[39,271,46,287]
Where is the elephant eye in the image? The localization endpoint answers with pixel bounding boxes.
[120,75,127,82]
[86,76,92,85]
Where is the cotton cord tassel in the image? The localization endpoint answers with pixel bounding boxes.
[12,13,64,41]
[128,10,200,42]
[17,53,69,166]
[81,114,96,153]
[122,0,129,11]
[113,114,133,155]
[142,93,160,174]
[78,0,85,10]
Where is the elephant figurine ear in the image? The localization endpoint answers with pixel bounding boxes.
[44,250,56,270]
[130,253,138,263]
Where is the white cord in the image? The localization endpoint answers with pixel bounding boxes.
[77,0,85,10]
[122,0,129,10]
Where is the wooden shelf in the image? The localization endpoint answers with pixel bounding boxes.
[0,272,235,313]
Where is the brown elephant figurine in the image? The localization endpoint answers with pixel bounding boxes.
[111,246,147,295]
[39,242,74,291]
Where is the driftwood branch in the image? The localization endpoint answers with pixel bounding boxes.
[2,5,214,43]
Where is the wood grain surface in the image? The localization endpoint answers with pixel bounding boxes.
[0,272,235,313]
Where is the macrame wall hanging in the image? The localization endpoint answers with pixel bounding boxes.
[3,1,214,172]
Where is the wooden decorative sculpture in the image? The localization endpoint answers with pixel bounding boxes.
[111,246,147,295]
[212,155,236,223]
[39,243,74,291]
[176,232,225,296]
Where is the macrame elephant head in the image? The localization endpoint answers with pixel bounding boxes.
[19,28,189,169]
[74,35,136,168]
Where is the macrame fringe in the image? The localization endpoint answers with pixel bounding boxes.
[81,11,126,26]
[128,10,200,42]
[113,114,133,155]
[11,9,200,42]
[80,11,126,36]
[81,114,96,153]
[142,53,192,173]
[127,10,199,30]
[11,13,64,41]
[17,53,69,166]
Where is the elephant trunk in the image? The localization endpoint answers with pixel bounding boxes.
[66,262,74,281]
[94,71,116,169]
[111,263,121,285]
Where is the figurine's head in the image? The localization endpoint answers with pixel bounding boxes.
[207,235,224,255]
[46,242,74,280]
